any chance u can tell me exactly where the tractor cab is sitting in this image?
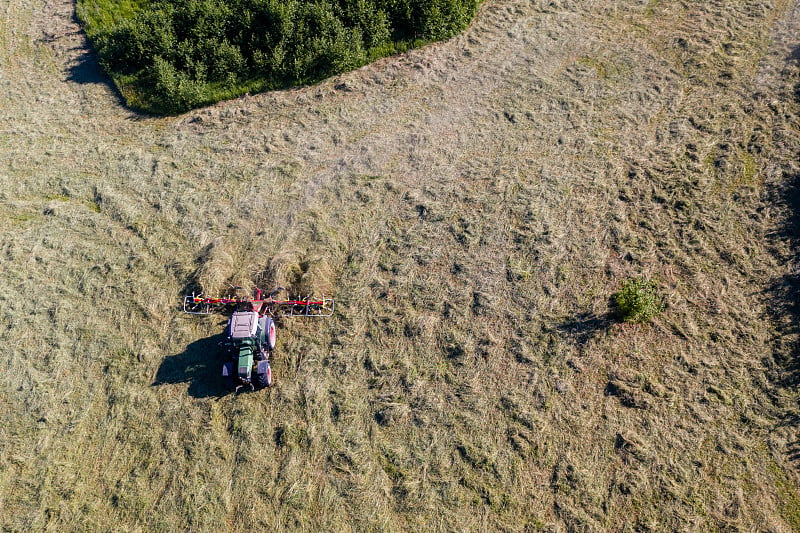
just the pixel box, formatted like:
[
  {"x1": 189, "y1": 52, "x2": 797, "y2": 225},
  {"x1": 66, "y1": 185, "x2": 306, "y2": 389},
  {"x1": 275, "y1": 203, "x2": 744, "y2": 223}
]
[{"x1": 226, "y1": 310, "x2": 259, "y2": 338}]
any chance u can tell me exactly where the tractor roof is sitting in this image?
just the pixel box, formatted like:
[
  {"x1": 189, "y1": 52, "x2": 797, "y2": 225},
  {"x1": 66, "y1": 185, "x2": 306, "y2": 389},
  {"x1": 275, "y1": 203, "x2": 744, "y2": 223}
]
[{"x1": 229, "y1": 311, "x2": 259, "y2": 339}]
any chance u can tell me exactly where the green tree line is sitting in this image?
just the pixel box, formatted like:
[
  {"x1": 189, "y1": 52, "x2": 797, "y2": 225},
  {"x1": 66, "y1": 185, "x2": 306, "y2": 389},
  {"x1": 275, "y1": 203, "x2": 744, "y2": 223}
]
[{"x1": 80, "y1": 0, "x2": 481, "y2": 114}]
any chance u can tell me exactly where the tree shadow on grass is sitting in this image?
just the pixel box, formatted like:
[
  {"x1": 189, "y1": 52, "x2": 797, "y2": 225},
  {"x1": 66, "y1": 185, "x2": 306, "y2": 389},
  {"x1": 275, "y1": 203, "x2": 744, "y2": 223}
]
[
  {"x1": 788, "y1": 45, "x2": 800, "y2": 65},
  {"x1": 779, "y1": 414, "x2": 800, "y2": 470},
  {"x1": 766, "y1": 171, "x2": 800, "y2": 472},
  {"x1": 154, "y1": 333, "x2": 230, "y2": 398},
  {"x1": 60, "y1": 4, "x2": 152, "y2": 116},
  {"x1": 46, "y1": 4, "x2": 113, "y2": 88},
  {"x1": 767, "y1": 275, "x2": 800, "y2": 389},
  {"x1": 67, "y1": 50, "x2": 109, "y2": 85},
  {"x1": 766, "y1": 172, "x2": 800, "y2": 391}
]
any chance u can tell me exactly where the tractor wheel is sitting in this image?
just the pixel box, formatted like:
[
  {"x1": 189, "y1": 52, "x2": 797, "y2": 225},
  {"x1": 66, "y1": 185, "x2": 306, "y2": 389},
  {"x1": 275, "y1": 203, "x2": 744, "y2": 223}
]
[
  {"x1": 264, "y1": 318, "x2": 276, "y2": 350},
  {"x1": 254, "y1": 363, "x2": 272, "y2": 389}
]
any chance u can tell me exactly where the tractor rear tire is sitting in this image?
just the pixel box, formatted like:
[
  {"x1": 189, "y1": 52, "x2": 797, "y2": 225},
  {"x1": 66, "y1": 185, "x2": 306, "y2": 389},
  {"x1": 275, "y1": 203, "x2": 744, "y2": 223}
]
[
  {"x1": 264, "y1": 318, "x2": 276, "y2": 350},
  {"x1": 254, "y1": 364, "x2": 272, "y2": 389}
]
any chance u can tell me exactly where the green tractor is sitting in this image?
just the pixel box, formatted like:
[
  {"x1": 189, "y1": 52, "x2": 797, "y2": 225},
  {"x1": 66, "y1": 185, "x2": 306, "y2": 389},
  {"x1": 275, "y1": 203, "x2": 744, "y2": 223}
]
[
  {"x1": 183, "y1": 287, "x2": 334, "y2": 392},
  {"x1": 220, "y1": 311, "x2": 276, "y2": 391}
]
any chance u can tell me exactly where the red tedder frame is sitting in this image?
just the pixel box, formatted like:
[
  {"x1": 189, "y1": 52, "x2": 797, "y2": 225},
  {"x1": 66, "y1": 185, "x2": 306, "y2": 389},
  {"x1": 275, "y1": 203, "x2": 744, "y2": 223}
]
[{"x1": 182, "y1": 287, "x2": 334, "y2": 318}]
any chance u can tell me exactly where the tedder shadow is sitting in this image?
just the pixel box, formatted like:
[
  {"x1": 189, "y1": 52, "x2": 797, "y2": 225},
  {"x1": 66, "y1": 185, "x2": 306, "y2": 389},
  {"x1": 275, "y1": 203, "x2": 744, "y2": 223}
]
[{"x1": 153, "y1": 333, "x2": 231, "y2": 398}]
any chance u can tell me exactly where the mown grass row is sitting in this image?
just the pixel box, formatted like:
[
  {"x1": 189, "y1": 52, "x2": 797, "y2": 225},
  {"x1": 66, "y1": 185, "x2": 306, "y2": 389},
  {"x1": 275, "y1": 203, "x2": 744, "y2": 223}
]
[{"x1": 76, "y1": 0, "x2": 482, "y2": 114}]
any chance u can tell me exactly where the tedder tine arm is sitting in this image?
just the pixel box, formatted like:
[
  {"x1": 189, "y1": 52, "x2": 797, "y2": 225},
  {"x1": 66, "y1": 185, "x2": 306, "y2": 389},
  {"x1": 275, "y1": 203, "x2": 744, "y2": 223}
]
[
  {"x1": 183, "y1": 294, "x2": 212, "y2": 315},
  {"x1": 275, "y1": 295, "x2": 335, "y2": 318}
]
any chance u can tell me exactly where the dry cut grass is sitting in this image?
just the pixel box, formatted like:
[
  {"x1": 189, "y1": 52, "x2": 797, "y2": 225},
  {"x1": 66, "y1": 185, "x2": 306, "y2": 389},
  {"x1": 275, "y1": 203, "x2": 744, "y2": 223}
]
[{"x1": 1, "y1": 0, "x2": 799, "y2": 530}]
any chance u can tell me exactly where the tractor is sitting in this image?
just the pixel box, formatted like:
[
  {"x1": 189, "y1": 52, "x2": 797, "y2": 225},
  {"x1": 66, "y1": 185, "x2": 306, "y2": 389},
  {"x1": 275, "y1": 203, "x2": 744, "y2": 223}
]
[{"x1": 183, "y1": 287, "x2": 334, "y2": 392}]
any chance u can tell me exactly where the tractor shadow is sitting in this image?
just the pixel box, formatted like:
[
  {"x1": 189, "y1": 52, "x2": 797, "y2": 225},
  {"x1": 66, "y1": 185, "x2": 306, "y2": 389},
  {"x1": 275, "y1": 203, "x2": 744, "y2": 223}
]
[{"x1": 153, "y1": 333, "x2": 231, "y2": 398}]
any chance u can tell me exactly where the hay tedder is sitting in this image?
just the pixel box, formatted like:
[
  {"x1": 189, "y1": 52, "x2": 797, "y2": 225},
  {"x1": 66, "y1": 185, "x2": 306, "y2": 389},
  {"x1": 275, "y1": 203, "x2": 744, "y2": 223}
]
[{"x1": 182, "y1": 287, "x2": 334, "y2": 392}]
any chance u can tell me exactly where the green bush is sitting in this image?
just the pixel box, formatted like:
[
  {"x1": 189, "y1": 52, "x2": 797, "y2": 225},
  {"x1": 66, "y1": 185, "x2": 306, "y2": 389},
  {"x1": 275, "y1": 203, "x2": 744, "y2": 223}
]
[
  {"x1": 147, "y1": 56, "x2": 208, "y2": 114},
  {"x1": 79, "y1": 0, "x2": 483, "y2": 114},
  {"x1": 96, "y1": 9, "x2": 178, "y2": 74},
  {"x1": 282, "y1": 2, "x2": 367, "y2": 81},
  {"x1": 613, "y1": 277, "x2": 664, "y2": 323}
]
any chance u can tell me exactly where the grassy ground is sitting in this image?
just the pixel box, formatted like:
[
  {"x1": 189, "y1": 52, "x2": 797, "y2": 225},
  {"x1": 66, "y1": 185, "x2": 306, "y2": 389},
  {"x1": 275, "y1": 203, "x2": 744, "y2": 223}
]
[{"x1": 1, "y1": 0, "x2": 800, "y2": 530}]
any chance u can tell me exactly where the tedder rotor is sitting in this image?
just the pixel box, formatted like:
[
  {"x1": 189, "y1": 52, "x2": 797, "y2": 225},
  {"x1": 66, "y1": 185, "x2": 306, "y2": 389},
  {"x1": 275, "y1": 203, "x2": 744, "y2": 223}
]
[{"x1": 182, "y1": 287, "x2": 334, "y2": 393}]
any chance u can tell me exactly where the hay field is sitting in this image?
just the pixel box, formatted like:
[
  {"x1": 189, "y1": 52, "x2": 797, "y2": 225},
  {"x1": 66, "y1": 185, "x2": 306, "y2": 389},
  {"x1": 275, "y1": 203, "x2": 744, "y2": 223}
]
[{"x1": 2, "y1": 0, "x2": 800, "y2": 530}]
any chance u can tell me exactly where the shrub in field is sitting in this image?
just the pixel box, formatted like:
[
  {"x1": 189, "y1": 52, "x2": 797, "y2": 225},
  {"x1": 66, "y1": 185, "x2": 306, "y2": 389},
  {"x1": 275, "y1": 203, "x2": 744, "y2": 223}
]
[
  {"x1": 148, "y1": 56, "x2": 207, "y2": 114},
  {"x1": 281, "y1": 2, "x2": 367, "y2": 81},
  {"x1": 613, "y1": 277, "x2": 664, "y2": 323},
  {"x1": 78, "y1": 0, "x2": 482, "y2": 114},
  {"x1": 95, "y1": 9, "x2": 178, "y2": 74}
]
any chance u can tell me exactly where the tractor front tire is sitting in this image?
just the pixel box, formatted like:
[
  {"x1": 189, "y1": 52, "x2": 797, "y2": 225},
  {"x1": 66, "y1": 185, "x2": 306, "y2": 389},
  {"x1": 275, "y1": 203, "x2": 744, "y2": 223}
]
[{"x1": 254, "y1": 364, "x2": 272, "y2": 389}]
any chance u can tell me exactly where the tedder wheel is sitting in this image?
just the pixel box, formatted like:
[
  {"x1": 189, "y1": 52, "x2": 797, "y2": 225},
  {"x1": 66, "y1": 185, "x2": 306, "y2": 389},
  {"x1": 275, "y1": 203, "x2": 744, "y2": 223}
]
[{"x1": 254, "y1": 363, "x2": 273, "y2": 389}]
